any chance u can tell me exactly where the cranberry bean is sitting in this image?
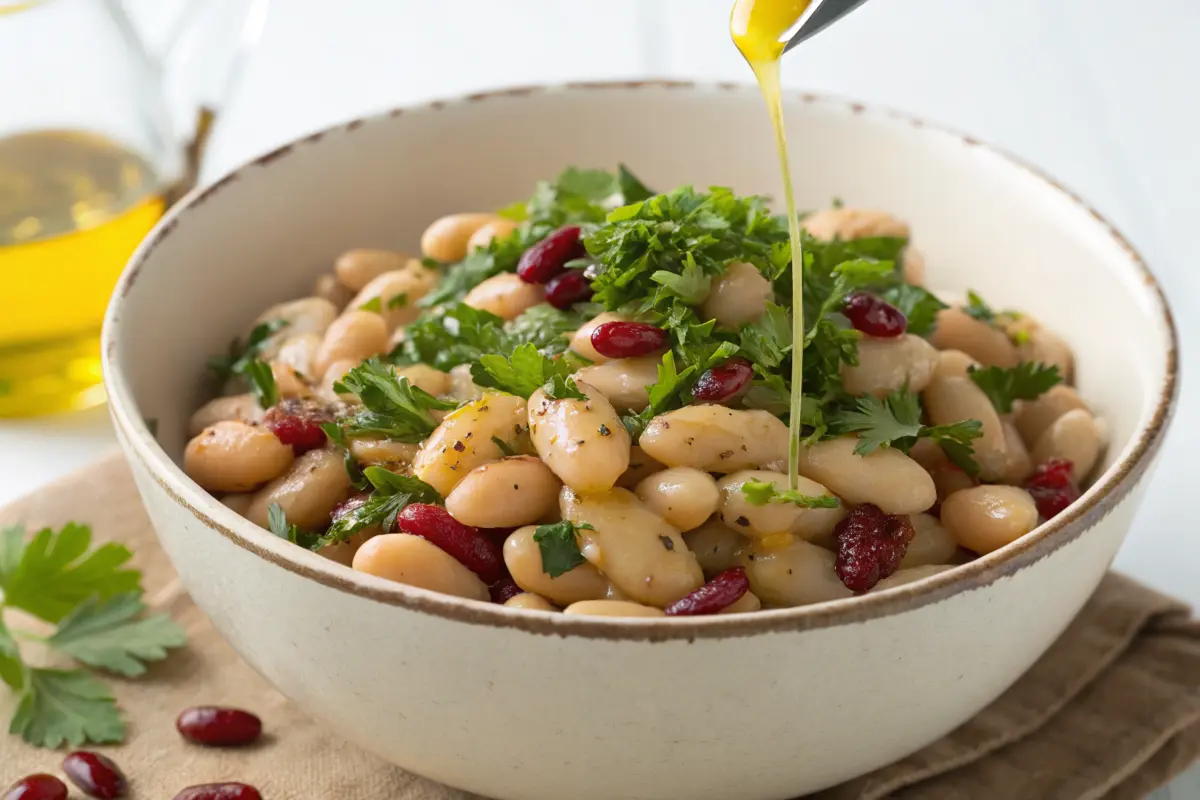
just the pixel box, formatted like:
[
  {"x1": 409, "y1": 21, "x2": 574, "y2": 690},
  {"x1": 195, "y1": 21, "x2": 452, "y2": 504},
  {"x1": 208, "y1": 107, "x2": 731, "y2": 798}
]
[
  {"x1": 664, "y1": 567, "x2": 750, "y2": 616},
  {"x1": 590, "y1": 322, "x2": 669, "y2": 359},
  {"x1": 395, "y1": 503, "x2": 504, "y2": 585},
  {"x1": 3, "y1": 775, "x2": 67, "y2": 800},
  {"x1": 176, "y1": 706, "x2": 263, "y2": 747},
  {"x1": 544, "y1": 270, "x2": 593, "y2": 309},
  {"x1": 691, "y1": 358, "x2": 753, "y2": 403},
  {"x1": 62, "y1": 752, "x2": 127, "y2": 799},
  {"x1": 842, "y1": 291, "x2": 907, "y2": 337},
  {"x1": 172, "y1": 785, "x2": 262, "y2": 800},
  {"x1": 517, "y1": 225, "x2": 585, "y2": 283}
]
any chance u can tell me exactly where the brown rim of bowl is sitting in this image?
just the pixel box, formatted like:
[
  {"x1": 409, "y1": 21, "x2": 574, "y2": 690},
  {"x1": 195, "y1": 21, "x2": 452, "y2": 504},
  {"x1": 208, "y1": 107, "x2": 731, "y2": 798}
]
[{"x1": 102, "y1": 81, "x2": 1179, "y2": 642}]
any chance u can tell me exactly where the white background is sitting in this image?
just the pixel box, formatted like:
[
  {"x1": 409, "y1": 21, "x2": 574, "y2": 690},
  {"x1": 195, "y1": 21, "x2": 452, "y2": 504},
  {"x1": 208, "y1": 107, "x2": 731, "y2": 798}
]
[{"x1": 1, "y1": 1, "x2": 1197, "y2": 793}]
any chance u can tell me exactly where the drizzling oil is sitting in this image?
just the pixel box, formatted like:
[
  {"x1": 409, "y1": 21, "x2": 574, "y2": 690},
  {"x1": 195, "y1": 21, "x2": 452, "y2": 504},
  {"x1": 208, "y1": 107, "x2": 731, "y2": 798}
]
[
  {"x1": 0, "y1": 130, "x2": 164, "y2": 415},
  {"x1": 731, "y1": 0, "x2": 814, "y2": 491}
]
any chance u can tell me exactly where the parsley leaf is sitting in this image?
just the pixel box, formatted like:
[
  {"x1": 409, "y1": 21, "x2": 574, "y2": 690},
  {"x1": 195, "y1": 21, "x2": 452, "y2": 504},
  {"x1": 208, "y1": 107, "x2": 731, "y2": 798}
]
[
  {"x1": 968, "y1": 362, "x2": 1062, "y2": 414},
  {"x1": 880, "y1": 284, "x2": 947, "y2": 337},
  {"x1": 472, "y1": 343, "x2": 582, "y2": 399},
  {"x1": 387, "y1": 293, "x2": 409, "y2": 310},
  {"x1": 830, "y1": 389, "x2": 983, "y2": 474},
  {"x1": 651, "y1": 259, "x2": 712, "y2": 305},
  {"x1": 740, "y1": 481, "x2": 840, "y2": 509},
  {"x1": 206, "y1": 318, "x2": 288, "y2": 382},
  {"x1": 9, "y1": 669, "x2": 124, "y2": 749},
  {"x1": 0, "y1": 523, "x2": 139, "y2": 624},
  {"x1": 267, "y1": 504, "x2": 322, "y2": 550},
  {"x1": 318, "y1": 467, "x2": 442, "y2": 547},
  {"x1": 541, "y1": 374, "x2": 588, "y2": 401},
  {"x1": 359, "y1": 296, "x2": 383, "y2": 313},
  {"x1": 46, "y1": 594, "x2": 186, "y2": 678},
  {"x1": 241, "y1": 359, "x2": 279, "y2": 409},
  {"x1": 331, "y1": 358, "x2": 457, "y2": 442},
  {"x1": 617, "y1": 163, "x2": 655, "y2": 203},
  {"x1": 392, "y1": 303, "x2": 508, "y2": 370},
  {"x1": 738, "y1": 303, "x2": 792, "y2": 369},
  {"x1": 490, "y1": 436, "x2": 517, "y2": 457},
  {"x1": 0, "y1": 618, "x2": 23, "y2": 690},
  {"x1": 532, "y1": 521, "x2": 594, "y2": 578},
  {"x1": 963, "y1": 290, "x2": 997, "y2": 323},
  {"x1": 502, "y1": 304, "x2": 589, "y2": 356},
  {"x1": 925, "y1": 421, "x2": 988, "y2": 474}
]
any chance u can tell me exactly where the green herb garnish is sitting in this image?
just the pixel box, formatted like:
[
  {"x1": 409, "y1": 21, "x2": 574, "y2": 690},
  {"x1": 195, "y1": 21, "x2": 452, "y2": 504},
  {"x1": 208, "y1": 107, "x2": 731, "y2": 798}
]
[
  {"x1": 330, "y1": 358, "x2": 457, "y2": 442},
  {"x1": 241, "y1": 359, "x2": 278, "y2": 409},
  {"x1": 318, "y1": 467, "x2": 442, "y2": 548},
  {"x1": 740, "y1": 481, "x2": 840, "y2": 508},
  {"x1": 532, "y1": 521, "x2": 595, "y2": 578},
  {"x1": 830, "y1": 389, "x2": 983, "y2": 475},
  {"x1": 968, "y1": 362, "x2": 1062, "y2": 414}
]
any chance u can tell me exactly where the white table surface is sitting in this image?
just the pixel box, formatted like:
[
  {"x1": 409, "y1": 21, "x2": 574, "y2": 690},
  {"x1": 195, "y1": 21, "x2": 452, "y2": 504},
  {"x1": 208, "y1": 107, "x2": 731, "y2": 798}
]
[{"x1": 1, "y1": 1, "x2": 1197, "y2": 794}]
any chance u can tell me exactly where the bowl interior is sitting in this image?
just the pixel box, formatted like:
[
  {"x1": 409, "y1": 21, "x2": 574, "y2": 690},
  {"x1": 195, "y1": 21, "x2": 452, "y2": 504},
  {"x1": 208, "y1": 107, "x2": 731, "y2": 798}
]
[{"x1": 105, "y1": 83, "x2": 1173, "y2": 577}]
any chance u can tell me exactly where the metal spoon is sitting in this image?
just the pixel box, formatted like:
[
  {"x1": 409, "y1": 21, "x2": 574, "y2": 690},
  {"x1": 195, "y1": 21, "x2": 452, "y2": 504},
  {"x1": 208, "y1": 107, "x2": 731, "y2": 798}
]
[{"x1": 782, "y1": 0, "x2": 872, "y2": 53}]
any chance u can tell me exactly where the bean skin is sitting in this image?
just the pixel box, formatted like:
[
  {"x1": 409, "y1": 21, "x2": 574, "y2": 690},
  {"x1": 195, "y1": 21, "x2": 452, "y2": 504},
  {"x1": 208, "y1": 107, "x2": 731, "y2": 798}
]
[
  {"x1": 246, "y1": 447, "x2": 352, "y2": 530},
  {"x1": 445, "y1": 456, "x2": 562, "y2": 528},
  {"x1": 352, "y1": 534, "x2": 489, "y2": 600},
  {"x1": 639, "y1": 406, "x2": 789, "y2": 473},
  {"x1": 635, "y1": 467, "x2": 721, "y2": 532},
  {"x1": 796, "y1": 437, "x2": 935, "y2": 515},
  {"x1": 528, "y1": 382, "x2": 630, "y2": 493},
  {"x1": 413, "y1": 393, "x2": 530, "y2": 496},
  {"x1": 700, "y1": 261, "x2": 771, "y2": 328},
  {"x1": 421, "y1": 213, "x2": 496, "y2": 263},
  {"x1": 739, "y1": 538, "x2": 854, "y2": 607},
  {"x1": 184, "y1": 421, "x2": 294, "y2": 493},
  {"x1": 940, "y1": 485, "x2": 1039, "y2": 555},
  {"x1": 929, "y1": 306, "x2": 1019, "y2": 368},
  {"x1": 503, "y1": 526, "x2": 609, "y2": 606}
]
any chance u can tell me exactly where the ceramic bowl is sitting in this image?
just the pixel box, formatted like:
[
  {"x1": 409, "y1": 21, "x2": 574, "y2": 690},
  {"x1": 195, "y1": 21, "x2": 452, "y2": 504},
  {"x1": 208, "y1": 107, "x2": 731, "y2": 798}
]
[{"x1": 102, "y1": 82, "x2": 1177, "y2": 800}]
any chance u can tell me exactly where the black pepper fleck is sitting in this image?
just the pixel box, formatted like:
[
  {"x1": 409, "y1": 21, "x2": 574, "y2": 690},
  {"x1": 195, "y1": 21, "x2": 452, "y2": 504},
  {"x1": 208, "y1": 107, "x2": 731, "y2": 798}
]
[
  {"x1": 452, "y1": 441, "x2": 466, "y2": 452},
  {"x1": 719, "y1": 450, "x2": 734, "y2": 460},
  {"x1": 658, "y1": 535, "x2": 675, "y2": 551},
  {"x1": 735, "y1": 515, "x2": 750, "y2": 527}
]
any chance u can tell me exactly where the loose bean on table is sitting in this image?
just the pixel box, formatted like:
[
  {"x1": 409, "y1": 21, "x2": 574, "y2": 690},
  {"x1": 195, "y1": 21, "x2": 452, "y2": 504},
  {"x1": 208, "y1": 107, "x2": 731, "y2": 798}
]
[
  {"x1": 352, "y1": 534, "x2": 489, "y2": 600},
  {"x1": 176, "y1": 706, "x2": 263, "y2": 747},
  {"x1": 413, "y1": 393, "x2": 530, "y2": 495},
  {"x1": 561, "y1": 487, "x2": 703, "y2": 608},
  {"x1": 639, "y1": 406, "x2": 789, "y2": 473},
  {"x1": 420, "y1": 213, "x2": 497, "y2": 263},
  {"x1": 503, "y1": 525, "x2": 609, "y2": 606},
  {"x1": 635, "y1": 467, "x2": 721, "y2": 532},
  {"x1": 184, "y1": 421, "x2": 294, "y2": 493},
  {"x1": 797, "y1": 437, "x2": 935, "y2": 515},
  {"x1": 940, "y1": 485, "x2": 1039, "y2": 555},
  {"x1": 563, "y1": 600, "x2": 666, "y2": 618},
  {"x1": 1032, "y1": 408, "x2": 1103, "y2": 483},
  {"x1": 446, "y1": 456, "x2": 561, "y2": 528},
  {"x1": 528, "y1": 382, "x2": 630, "y2": 493},
  {"x1": 62, "y1": 751, "x2": 127, "y2": 799}
]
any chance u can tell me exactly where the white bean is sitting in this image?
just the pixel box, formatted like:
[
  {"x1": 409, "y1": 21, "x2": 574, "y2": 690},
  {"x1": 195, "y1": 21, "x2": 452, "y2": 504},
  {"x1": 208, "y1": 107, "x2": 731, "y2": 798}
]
[
  {"x1": 318, "y1": 358, "x2": 359, "y2": 404},
  {"x1": 563, "y1": 600, "x2": 665, "y2": 618},
  {"x1": 1032, "y1": 408, "x2": 1103, "y2": 483},
  {"x1": 574, "y1": 356, "x2": 658, "y2": 413},
  {"x1": 922, "y1": 374, "x2": 1008, "y2": 481},
  {"x1": 254, "y1": 297, "x2": 339, "y2": 359},
  {"x1": 635, "y1": 467, "x2": 720, "y2": 532},
  {"x1": 313, "y1": 273, "x2": 355, "y2": 309},
  {"x1": 719, "y1": 591, "x2": 762, "y2": 614},
  {"x1": 348, "y1": 265, "x2": 438, "y2": 331},
  {"x1": 841, "y1": 334, "x2": 939, "y2": 397},
  {"x1": 467, "y1": 218, "x2": 521, "y2": 252},
  {"x1": 682, "y1": 519, "x2": 749, "y2": 576},
  {"x1": 335, "y1": 249, "x2": 408, "y2": 291},
  {"x1": 999, "y1": 417, "x2": 1034, "y2": 485},
  {"x1": 463, "y1": 273, "x2": 545, "y2": 320},
  {"x1": 874, "y1": 564, "x2": 953, "y2": 591},
  {"x1": 561, "y1": 487, "x2": 704, "y2": 608},
  {"x1": 349, "y1": 437, "x2": 420, "y2": 467},
  {"x1": 220, "y1": 493, "x2": 254, "y2": 516},
  {"x1": 802, "y1": 207, "x2": 910, "y2": 241},
  {"x1": 274, "y1": 333, "x2": 323, "y2": 380},
  {"x1": 570, "y1": 312, "x2": 627, "y2": 364},
  {"x1": 394, "y1": 363, "x2": 452, "y2": 397},
  {"x1": 797, "y1": 437, "x2": 935, "y2": 515},
  {"x1": 739, "y1": 539, "x2": 853, "y2": 607},
  {"x1": 908, "y1": 438, "x2": 977, "y2": 504},
  {"x1": 317, "y1": 529, "x2": 379, "y2": 568},
  {"x1": 933, "y1": 349, "x2": 979, "y2": 380},
  {"x1": 505, "y1": 593, "x2": 557, "y2": 612},
  {"x1": 352, "y1": 533, "x2": 489, "y2": 601},
  {"x1": 902, "y1": 245, "x2": 926, "y2": 286},
  {"x1": 1013, "y1": 385, "x2": 1089, "y2": 449},
  {"x1": 449, "y1": 363, "x2": 483, "y2": 403},
  {"x1": 246, "y1": 447, "x2": 353, "y2": 529},
  {"x1": 313, "y1": 310, "x2": 389, "y2": 378},
  {"x1": 929, "y1": 307, "x2": 1019, "y2": 368},
  {"x1": 940, "y1": 485, "x2": 1039, "y2": 555},
  {"x1": 900, "y1": 513, "x2": 958, "y2": 569},
  {"x1": 421, "y1": 213, "x2": 498, "y2": 263},
  {"x1": 270, "y1": 362, "x2": 311, "y2": 399},
  {"x1": 617, "y1": 446, "x2": 667, "y2": 489},
  {"x1": 184, "y1": 421, "x2": 294, "y2": 493},
  {"x1": 503, "y1": 525, "x2": 609, "y2": 606},
  {"x1": 528, "y1": 382, "x2": 630, "y2": 493},
  {"x1": 446, "y1": 456, "x2": 561, "y2": 528},
  {"x1": 716, "y1": 469, "x2": 838, "y2": 540},
  {"x1": 188, "y1": 393, "x2": 262, "y2": 437},
  {"x1": 700, "y1": 261, "x2": 772, "y2": 328},
  {"x1": 413, "y1": 393, "x2": 530, "y2": 496},
  {"x1": 639, "y1": 406, "x2": 789, "y2": 473}
]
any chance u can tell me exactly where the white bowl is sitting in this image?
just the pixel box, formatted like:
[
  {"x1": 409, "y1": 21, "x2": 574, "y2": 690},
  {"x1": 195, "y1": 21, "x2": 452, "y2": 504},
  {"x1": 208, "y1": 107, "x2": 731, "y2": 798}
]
[{"x1": 102, "y1": 83, "x2": 1177, "y2": 800}]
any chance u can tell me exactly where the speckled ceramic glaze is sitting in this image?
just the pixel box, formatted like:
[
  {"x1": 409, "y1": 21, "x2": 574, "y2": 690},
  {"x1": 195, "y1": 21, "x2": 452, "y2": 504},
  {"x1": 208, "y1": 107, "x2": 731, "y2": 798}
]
[{"x1": 102, "y1": 83, "x2": 1177, "y2": 800}]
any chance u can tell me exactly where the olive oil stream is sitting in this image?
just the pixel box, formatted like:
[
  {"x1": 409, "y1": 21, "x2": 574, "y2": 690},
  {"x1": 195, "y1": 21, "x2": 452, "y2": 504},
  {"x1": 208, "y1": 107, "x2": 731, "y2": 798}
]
[{"x1": 731, "y1": 0, "x2": 814, "y2": 491}]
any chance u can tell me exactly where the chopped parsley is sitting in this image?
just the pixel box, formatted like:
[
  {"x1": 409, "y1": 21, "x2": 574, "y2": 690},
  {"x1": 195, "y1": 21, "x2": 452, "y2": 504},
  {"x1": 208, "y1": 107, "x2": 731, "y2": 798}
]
[
  {"x1": 968, "y1": 362, "x2": 1062, "y2": 414},
  {"x1": 359, "y1": 296, "x2": 383, "y2": 313},
  {"x1": 241, "y1": 359, "x2": 278, "y2": 409},
  {"x1": 532, "y1": 521, "x2": 595, "y2": 578},
  {"x1": 880, "y1": 283, "x2": 947, "y2": 337},
  {"x1": 963, "y1": 290, "x2": 997, "y2": 323},
  {"x1": 740, "y1": 481, "x2": 840, "y2": 508},
  {"x1": 329, "y1": 358, "x2": 457, "y2": 442},
  {"x1": 830, "y1": 389, "x2": 984, "y2": 475},
  {"x1": 471, "y1": 343, "x2": 587, "y2": 400},
  {"x1": 206, "y1": 318, "x2": 288, "y2": 382},
  {"x1": 267, "y1": 504, "x2": 321, "y2": 549},
  {"x1": 318, "y1": 467, "x2": 442, "y2": 548},
  {"x1": 490, "y1": 436, "x2": 517, "y2": 456},
  {"x1": 387, "y1": 293, "x2": 409, "y2": 310}
]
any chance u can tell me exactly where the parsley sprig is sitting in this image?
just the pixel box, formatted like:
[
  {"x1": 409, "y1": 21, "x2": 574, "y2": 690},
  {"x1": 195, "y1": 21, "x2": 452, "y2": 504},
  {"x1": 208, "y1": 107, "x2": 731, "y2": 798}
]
[
  {"x1": 0, "y1": 523, "x2": 186, "y2": 748},
  {"x1": 328, "y1": 358, "x2": 457, "y2": 443},
  {"x1": 472, "y1": 343, "x2": 588, "y2": 400},
  {"x1": 532, "y1": 521, "x2": 594, "y2": 578},
  {"x1": 830, "y1": 389, "x2": 984, "y2": 474},
  {"x1": 969, "y1": 362, "x2": 1062, "y2": 414},
  {"x1": 206, "y1": 319, "x2": 287, "y2": 409},
  {"x1": 318, "y1": 467, "x2": 442, "y2": 548},
  {"x1": 740, "y1": 481, "x2": 840, "y2": 508}
]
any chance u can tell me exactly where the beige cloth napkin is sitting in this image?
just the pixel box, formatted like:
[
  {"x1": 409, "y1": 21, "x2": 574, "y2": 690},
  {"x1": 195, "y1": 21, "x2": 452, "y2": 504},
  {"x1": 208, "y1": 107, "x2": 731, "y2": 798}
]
[{"x1": 1, "y1": 453, "x2": 1197, "y2": 799}]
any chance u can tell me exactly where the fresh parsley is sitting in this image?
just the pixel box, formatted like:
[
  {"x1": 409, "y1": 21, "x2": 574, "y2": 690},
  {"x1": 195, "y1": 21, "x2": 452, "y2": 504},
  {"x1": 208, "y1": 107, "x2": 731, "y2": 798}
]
[
  {"x1": 0, "y1": 523, "x2": 185, "y2": 748},
  {"x1": 532, "y1": 521, "x2": 594, "y2": 578},
  {"x1": 318, "y1": 467, "x2": 442, "y2": 548},
  {"x1": 359, "y1": 296, "x2": 383, "y2": 313},
  {"x1": 740, "y1": 481, "x2": 840, "y2": 508},
  {"x1": 387, "y1": 293, "x2": 409, "y2": 310},
  {"x1": 830, "y1": 389, "x2": 984, "y2": 474},
  {"x1": 490, "y1": 436, "x2": 517, "y2": 457},
  {"x1": 241, "y1": 359, "x2": 279, "y2": 409},
  {"x1": 329, "y1": 358, "x2": 457, "y2": 442},
  {"x1": 963, "y1": 290, "x2": 997, "y2": 323},
  {"x1": 880, "y1": 283, "x2": 947, "y2": 337},
  {"x1": 206, "y1": 318, "x2": 288, "y2": 382},
  {"x1": 267, "y1": 504, "x2": 322, "y2": 549},
  {"x1": 968, "y1": 362, "x2": 1062, "y2": 414},
  {"x1": 471, "y1": 343, "x2": 587, "y2": 400}
]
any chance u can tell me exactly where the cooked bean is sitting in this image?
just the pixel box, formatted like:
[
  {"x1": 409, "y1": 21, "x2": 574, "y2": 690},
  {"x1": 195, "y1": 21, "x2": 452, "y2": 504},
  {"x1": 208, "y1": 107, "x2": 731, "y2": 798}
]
[
  {"x1": 270, "y1": 362, "x2": 310, "y2": 399},
  {"x1": 413, "y1": 393, "x2": 529, "y2": 496},
  {"x1": 503, "y1": 525, "x2": 608, "y2": 606},
  {"x1": 933, "y1": 349, "x2": 979, "y2": 380},
  {"x1": 719, "y1": 590, "x2": 762, "y2": 614},
  {"x1": 335, "y1": 248, "x2": 408, "y2": 291},
  {"x1": 528, "y1": 382, "x2": 630, "y2": 493},
  {"x1": 317, "y1": 529, "x2": 378, "y2": 568},
  {"x1": 716, "y1": 469, "x2": 838, "y2": 540},
  {"x1": 739, "y1": 538, "x2": 853, "y2": 607},
  {"x1": 463, "y1": 272, "x2": 546, "y2": 320},
  {"x1": 682, "y1": 519, "x2": 749, "y2": 576},
  {"x1": 318, "y1": 358, "x2": 359, "y2": 403},
  {"x1": 420, "y1": 213, "x2": 496, "y2": 263},
  {"x1": 791, "y1": 500, "x2": 846, "y2": 550},
  {"x1": 254, "y1": 297, "x2": 339, "y2": 359},
  {"x1": 923, "y1": 374, "x2": 1008, "y2": 481},
  {"x1": 797, "y1": 437, "x2": 935, "y2": 515},
  {"x1": 313, "y1": 310, "x2": 389, "y2": 378},
  {"x1": 313, "y1": 273, "x2": 355, "y2": 309},
  {"x1": 574, "y1": 356, "x2": 658, "y2": 413},
  {"x1": 448, "y1": 364, "x2": 482, "y2": 403},
  {"x1": 617, "y1": 446, "x2": 668, "y2": 489},
  {"x1": 275, "y1": 333, "x2": 322, "y2": 380},
  {"x1": 874, "y1": 564, "x2": 953, "y2": 591},
  {"x1": 561, "y1": 487, "x2": 704, "y2": 607},
  {"x1": 635, "y1": 467, "x2": 720, "y2": 531},
  {"x1": 1032, "y1": 408, "x2": 1103, "y2": 483},
  {"x1": 505, "y1": 593, "x2": 557, "y2": 611},
  {"x1": 841, "y1": 334, "x2": 938, "y2": 396},
  {"x1": 909, "y1": 438, "x2": 976, "y2": 503},
  {"x1": 929, "y1": 307, "x2": 1019, "y2": 368},
  {"x1": 700, "y1": 260, "x2": 771, "y2": 328},
  {"x1": 352, "y1": 533, "x2": 489, "y2": 601},
  {"x1": 1020, "y1": 329, "x2": 1074, "y2": 384},
  {"x1": 1013, "y1": 385, "x2": 1089, "y2": 448},
  {"x1": 902, "y1": 245, "x2": 925, "y2": 286},
  {"x1": 467, "y1": 217, "x2": 520, "y2": 252},
  {"x1": 940, "y1": 485, "x2": 1039, "y2": 555},
  {"x1": 184, "y1": 421, "x2": 294, "y2": 493},
  {"x1": 446, "y1": 456, "x2": 561, "y2": 528},
  {"x1": 570, "y1": 312, "x2": 627, "y2": 364},
  {"x1": 246, "y1": 447, "x2": 352, "y2": 529},
  {"x1": 802, "y1": 207, "x2": 910, "y2": 241},
  {"x1": 999, "y1": 417, "x2": 1034, "y2": 484},
  {"x1": 220, "y1": 493, "x2": 254, "y2": 516},
  {"x1": 349, "y1": 437, "x2": 420, "y2": 467},
  {"x1": 189, "y1": 394, "x2": 262, "y2": 437},
  {"x1": 563, "y1": 600, "x2": 666, "y2": 618},
  {"x1": 394, "y1": 363, "x2": 452, "y2": 397},
  {"x1": 639, "y1": 406, "x2": 789, "y2": 473},
  {"x1": 348, "y1": 265, "x2": 437, "y2": 331},
  {"x1": 900, "y1": 513, "x2": 958, "y2": 568}
]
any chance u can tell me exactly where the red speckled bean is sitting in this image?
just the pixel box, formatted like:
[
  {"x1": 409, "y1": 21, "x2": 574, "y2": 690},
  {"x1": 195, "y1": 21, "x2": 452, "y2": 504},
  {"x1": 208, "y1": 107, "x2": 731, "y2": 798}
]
[
  {"x1": 176, "y1": 706, "x2": 262, "y2": 747},
  {"x1": 172, "y1": 785, "x2": 262, "y2": 800},
  {"x1": 62, "y1": 752, "x2": 128, "y2": 799},
  {"x1": 4, "y1": 776, "x2": 67, "y2": 800},
  {"x1": 395, "y1": 503, "x2": 504, "y2": 585}
]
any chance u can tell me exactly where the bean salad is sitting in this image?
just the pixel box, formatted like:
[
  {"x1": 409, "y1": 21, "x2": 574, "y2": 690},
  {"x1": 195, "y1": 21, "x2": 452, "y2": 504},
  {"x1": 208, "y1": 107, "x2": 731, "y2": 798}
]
[{"x1": 182, "y1": 167, "x2": 1104, "y2": 617}]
